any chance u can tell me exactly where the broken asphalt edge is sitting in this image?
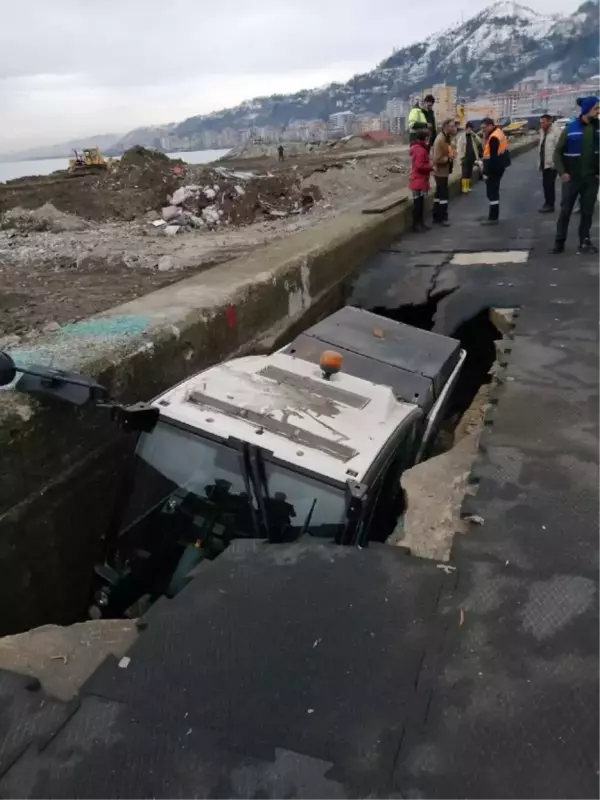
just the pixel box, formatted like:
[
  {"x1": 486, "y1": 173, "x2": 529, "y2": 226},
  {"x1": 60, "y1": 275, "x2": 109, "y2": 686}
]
[{"x1": 0, "y1": 137, "x2": 538, "y2": 635}]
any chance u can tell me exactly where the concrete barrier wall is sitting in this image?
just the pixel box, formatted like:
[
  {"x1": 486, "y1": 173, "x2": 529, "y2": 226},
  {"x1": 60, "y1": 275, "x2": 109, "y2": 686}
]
[{"x1": 0, "y1": 137, "x2": 537, "y2": 634}]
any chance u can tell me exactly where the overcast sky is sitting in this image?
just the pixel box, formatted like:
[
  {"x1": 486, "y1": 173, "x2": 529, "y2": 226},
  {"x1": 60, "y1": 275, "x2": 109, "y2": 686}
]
[{"x1": 0, "y1": 0, "x2": 579, "y2": 153}]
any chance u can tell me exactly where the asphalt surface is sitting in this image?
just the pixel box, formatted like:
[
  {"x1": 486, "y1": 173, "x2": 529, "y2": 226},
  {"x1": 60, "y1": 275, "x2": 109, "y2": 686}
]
[{"x1": 0, "y1": 152, "x2": 598, "y2": 798}]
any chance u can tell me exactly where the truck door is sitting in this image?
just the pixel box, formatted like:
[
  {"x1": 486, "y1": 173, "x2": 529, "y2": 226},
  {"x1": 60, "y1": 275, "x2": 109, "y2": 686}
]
[{"x1": 356, "y1": 423, "x2": 419, "y2": 546}]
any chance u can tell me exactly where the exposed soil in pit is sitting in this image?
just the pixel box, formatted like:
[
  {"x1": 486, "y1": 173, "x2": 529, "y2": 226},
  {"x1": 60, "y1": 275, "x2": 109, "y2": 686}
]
[{"x1": 384, "y1": 305, "x2": 506, "y2": 562}]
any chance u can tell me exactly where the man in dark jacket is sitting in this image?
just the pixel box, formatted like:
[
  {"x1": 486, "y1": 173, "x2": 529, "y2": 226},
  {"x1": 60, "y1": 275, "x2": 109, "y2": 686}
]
[
  {"x1": 422, "y1": 94, "x2": 437, "y2": 151},
  {"x1": 552, "y1": 95, "x2": 599, "y2": 254},
  {"x1": 479, "y1": 117, "x2": 510, "y2": 225}
]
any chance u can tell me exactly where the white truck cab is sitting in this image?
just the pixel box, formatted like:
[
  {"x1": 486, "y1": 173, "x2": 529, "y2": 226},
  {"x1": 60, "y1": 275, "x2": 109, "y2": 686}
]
[{"x1": 91, "y1": 306, "x2": 465, "y2": 618}]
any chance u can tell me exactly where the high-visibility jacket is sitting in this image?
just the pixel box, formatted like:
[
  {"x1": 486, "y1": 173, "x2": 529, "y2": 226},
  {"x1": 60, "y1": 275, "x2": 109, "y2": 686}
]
[
  {"x1": 407, "y1": 106, "x2": 427, "y2": 131},
  {"x1": 483, "y1": 127, "x2": 510, "y2": 170},
  {"x1": 483, "y1": 127, "x2": 508, "y2": 159}
]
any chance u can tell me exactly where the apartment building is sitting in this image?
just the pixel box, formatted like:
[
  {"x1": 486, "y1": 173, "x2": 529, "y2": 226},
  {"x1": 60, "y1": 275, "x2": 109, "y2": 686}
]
[
  {"x1": 488, "y1": 89, "x2": 534, "y2": 118},
  {"x1": 512, "y1": 80, "x2": 600, "y2": 118},
  {"x1": 329, "y1": 111, "x2": 355, "y2": 133},
  {"x1": 353, "y1": 114, "x2": 384, "y2": 134}
]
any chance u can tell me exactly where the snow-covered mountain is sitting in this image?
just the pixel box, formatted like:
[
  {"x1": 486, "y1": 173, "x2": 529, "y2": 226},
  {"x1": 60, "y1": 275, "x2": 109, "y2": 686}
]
[
  {"x1": 111, "y1": 0, "x2": 598, "y2": 151},
  {"x1": 379, "y1": 2, "x2": 563, "y2": 92}
]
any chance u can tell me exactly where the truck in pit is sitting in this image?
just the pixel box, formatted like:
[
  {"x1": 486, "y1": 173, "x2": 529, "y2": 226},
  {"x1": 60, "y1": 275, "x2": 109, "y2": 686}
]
[{"x1": 0, "y1": 306, "x2": 465, "y2": 619}]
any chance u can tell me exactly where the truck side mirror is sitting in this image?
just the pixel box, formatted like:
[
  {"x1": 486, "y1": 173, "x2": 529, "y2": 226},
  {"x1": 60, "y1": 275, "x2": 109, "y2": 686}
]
[
  {"x1": 0, "y1": 350, "x2": 159, "y2": 433},
  {"x1": 0, "y1": 352, "x2": 17, "y2": 387}
]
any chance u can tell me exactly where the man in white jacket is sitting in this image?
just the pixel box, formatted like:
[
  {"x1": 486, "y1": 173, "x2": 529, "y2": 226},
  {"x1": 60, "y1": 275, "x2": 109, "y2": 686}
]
[{"x1": 538, "y1": 113, "x2": 561, "y2": 213}]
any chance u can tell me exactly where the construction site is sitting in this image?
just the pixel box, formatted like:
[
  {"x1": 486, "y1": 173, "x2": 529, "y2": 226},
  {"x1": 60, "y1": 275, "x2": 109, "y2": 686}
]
[{"x1": 0, "y1": 143, "x2": 408, "y2": 340}]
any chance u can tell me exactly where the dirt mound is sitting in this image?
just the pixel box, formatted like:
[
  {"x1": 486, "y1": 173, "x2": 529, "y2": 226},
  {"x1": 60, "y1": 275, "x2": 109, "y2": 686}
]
[
  {"x1": 0, "y1": 147, "x2": 184, "y2": 223},
  {"x1": 1, "y1": 203, "x2": 91, "y2": 233},
  {"x1": 221, "y1": 140, "x2": 328, "y2": 161},
  {"x1": 101, "y1": 146, "x2": 183, "y2": 220},
  {"x1": 118, "y1": 145, "x2": 173, "y2": 171}
]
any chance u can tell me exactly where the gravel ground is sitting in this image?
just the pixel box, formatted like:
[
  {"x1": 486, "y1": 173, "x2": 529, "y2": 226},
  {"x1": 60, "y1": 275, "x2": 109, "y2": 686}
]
[{"x1": 0, "y1": 153, "x2": 408, "y2": 341}]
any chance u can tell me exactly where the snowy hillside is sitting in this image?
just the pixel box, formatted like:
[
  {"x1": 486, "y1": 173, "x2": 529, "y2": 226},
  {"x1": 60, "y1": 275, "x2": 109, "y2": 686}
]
[{"x1": 384, "y1": 1, "x2": 559, "y2": 86}]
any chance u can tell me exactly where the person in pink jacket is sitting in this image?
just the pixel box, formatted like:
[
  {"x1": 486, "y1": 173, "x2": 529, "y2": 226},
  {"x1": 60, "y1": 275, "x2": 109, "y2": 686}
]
[{"x1": 409, "y1": 129, "x2": 433, "y2": 232}]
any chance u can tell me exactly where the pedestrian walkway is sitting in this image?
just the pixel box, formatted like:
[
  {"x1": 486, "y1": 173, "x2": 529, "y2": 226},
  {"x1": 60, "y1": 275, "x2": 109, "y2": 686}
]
[
  {"x1": 0, "y1": 152, "x2": 597, "y2": 799},
  {"x1": 389, "y1": 151, "x2": 600, "y2": 799}
]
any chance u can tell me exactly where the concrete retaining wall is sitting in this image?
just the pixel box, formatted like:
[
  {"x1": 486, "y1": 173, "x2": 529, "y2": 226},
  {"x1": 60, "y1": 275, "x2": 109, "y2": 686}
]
[{"x1": 0, "y1": 137, "x2": 537, "y2": 634}]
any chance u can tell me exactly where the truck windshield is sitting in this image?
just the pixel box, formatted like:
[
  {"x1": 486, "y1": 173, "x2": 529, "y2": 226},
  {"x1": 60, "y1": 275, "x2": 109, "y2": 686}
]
[
  {"x1": 119, "y1": 422, "x2": 347, "y2": 544},
  {"x1": 119, "y1": 423, "x2": 258, "y2": 543}
]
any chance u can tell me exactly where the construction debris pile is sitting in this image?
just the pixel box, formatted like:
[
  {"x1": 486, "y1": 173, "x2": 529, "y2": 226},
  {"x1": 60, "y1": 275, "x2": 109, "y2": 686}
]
[
  {"x1": 152, "y1": 167, "x2": 323, "y2": 235},
  {"x1": 0, "y1": 147, "x2": 324, "y2": 229}
]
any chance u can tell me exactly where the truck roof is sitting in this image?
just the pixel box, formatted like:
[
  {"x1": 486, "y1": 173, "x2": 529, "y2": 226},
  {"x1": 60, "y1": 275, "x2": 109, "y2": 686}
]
[{"x1": 154, "y1": 351, "x2": 420, "y2": 484}]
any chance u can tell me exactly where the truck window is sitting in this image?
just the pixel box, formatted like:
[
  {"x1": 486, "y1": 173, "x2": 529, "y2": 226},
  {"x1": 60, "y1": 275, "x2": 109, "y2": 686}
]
[
  {"x1": 262, "y1": 463, "x2": 347, "y2": 541},
  {"x1": 119, "y1": 423, "x2": 257, "y2": 539}
]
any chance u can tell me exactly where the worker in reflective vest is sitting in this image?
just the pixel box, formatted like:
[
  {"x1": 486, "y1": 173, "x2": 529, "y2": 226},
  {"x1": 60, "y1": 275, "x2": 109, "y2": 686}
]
[
  {"x1": 552, "y1": 95, "x2": 599, "y2": 255},
  {"x1": 407, "y1": 103, "x2": 428, "y2": 143},
  {"x1": 479, "y1": 118, "x2": 510, "y2": 225}
]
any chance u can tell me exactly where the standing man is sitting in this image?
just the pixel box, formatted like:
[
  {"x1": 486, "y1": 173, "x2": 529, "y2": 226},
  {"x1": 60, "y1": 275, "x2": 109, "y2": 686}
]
[
  {"x1": 407, "y1": 102, "x2": 427, "y2": 143},
  {"x1": 538, "y1": 113, "x2": 561, "y2": 213},
  {"x1": 422, "y1": 94, "x2": 437, "y2": 151},
  {"x1": 552, "y1": 96, "x2": 599, "y2": 254},
  {"x1": 479, "y1": 117, "x2": 509, "y2": 225},
  {"x1": 431, "y1": 119, "x2": 456, "y2": 226},
  {"x1": 277, "y1": 144, "x2": 285, "y2": 163},
  {"x1": 456, "y1": 121, "x2": 482, "y2": 193}
]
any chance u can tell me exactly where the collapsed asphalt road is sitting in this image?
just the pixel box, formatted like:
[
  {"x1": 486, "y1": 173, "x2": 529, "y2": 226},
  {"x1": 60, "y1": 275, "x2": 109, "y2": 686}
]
[{"x1": 0, "y1": 152, "x2": 597, "y2": 799}]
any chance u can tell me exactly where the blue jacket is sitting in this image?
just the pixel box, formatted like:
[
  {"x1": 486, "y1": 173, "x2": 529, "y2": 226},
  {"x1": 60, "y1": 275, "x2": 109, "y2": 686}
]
[{"x1": 554, "y1": 116, "x2": 599, "y2": 178}]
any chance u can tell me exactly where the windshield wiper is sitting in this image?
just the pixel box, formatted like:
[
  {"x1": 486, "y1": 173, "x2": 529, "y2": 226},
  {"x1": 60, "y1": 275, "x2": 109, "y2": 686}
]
[
  {"x1": 239, "y1": 442, "x2": 263, "y2": 539},
  {"x1": 300, "y1": 498, "x2": 318, "y2": 535},
  {"x1": 249, "y1": 445, "x2": 274, "y2": 540}
]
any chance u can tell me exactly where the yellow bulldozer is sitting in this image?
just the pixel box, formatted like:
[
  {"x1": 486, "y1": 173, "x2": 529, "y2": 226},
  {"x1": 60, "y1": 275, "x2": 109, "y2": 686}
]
[
  {"x1": 501, "y1": 119, "x2": 529, "y2": 138},
  {"x1": 68, "y1": 147, "x2": 113, "y2": 174}
]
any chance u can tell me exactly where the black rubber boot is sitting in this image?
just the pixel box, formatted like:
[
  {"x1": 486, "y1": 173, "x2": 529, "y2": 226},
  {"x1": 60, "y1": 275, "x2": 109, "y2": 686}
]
[
  {"x1": 412, "y1": 196, "x2": 425, "y2": 232},
  {"x1": 412, "y1": 203, "x2": 421, "y2": 232},
  {"x1": 577, "y1": 239, "x2": 599, "y2": 255},
  {"x1": 551, "y1": 241, "x2": 565, "y2": 254},
  {"x1": 538, "y1": 206, "x2": 554, "y2": 213}
]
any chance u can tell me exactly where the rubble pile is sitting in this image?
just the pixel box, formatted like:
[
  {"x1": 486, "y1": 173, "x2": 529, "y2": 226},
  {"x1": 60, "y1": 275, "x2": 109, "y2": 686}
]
[
  {"x1": 152, "y1": 167, "x2": 323, "y2": 234},
  {"x1": 0, "y1": 147, "x2": 327, "y2": 229},
  {"x1": 1, "y1": 203, "x2": 92, "y2": 233}
]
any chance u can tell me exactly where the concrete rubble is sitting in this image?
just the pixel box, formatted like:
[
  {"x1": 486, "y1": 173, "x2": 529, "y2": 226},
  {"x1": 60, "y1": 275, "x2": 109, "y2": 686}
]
[{"x1": 152, "y1": 168, "x2": 324, "y2": 236}]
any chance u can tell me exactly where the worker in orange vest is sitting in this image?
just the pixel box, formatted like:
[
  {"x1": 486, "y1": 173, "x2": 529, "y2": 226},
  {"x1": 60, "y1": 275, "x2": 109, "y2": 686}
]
[{"x1": 479, "y1": 117, "x2": 510, "y2": 225}]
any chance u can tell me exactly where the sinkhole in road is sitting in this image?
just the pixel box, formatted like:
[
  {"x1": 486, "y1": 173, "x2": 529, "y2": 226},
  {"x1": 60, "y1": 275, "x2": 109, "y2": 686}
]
[{"x1": 371, "y1": 295, "x2": 511, "y2": 562}]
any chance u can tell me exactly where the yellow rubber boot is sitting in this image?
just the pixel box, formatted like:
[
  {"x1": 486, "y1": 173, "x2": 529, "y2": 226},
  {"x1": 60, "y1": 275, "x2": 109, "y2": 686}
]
[
  {"x1": 466, "y1": 178, "x2": 472, "y2": 193},
  {"x1": 461, "y1": 178, "x2": 468, "y2": 194}
]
